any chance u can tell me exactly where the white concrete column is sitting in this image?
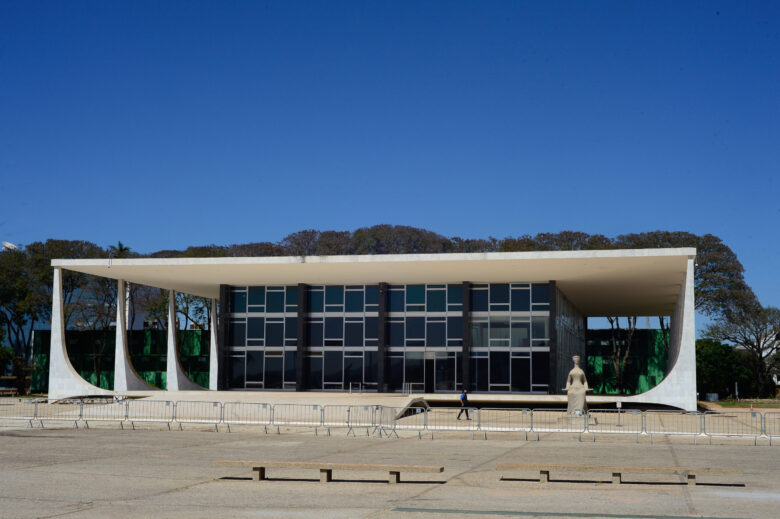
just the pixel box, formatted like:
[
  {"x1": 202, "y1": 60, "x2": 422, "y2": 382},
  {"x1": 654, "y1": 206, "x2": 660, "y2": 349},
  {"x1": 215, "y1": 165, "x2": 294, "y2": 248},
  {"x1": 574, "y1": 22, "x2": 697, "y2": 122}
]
[
  {"x1": 165, "y1": 290, "x2": 203, "y2": 391},
  {"x1": 209, "y1": 298, "x2": 218, "y2": 390},
  {"x1": 113, "y1": 279, "x2": 156, "y2": 392},
  {"x1": 48, "y1": 267, "x2": 110, "y2": 400},
  {"x1": 624, "y1": 256, "x2": 697, "y2": 411}
]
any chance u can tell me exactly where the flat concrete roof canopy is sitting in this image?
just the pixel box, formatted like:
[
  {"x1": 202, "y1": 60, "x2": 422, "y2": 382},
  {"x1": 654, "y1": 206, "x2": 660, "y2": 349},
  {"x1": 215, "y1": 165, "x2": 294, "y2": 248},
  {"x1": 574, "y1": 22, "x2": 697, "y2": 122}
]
[{"x1": 52, "y1": 248, "x2": 695, "y2": 316}]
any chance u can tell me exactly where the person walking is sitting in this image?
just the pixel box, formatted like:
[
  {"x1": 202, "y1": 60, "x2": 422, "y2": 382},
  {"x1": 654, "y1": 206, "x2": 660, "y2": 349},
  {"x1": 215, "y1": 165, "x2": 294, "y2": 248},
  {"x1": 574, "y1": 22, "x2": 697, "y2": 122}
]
[{"x1": 457, "y1": 389, "x2": 471, "y2": 420}]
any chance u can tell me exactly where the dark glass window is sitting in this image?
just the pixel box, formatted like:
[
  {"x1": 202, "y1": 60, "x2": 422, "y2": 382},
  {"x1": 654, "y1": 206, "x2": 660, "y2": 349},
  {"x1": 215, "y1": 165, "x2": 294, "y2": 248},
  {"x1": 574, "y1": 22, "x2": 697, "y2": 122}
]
[
  {"x1": 447, "y1": 284, "x2": 463, "y2": 304},
  {"x1": 490, "y1": 284, "x2": 510, "y2": 304},
  {"x1": 435, "y1": 356, "x2": 456, "y2": 391},
  {"x1": 426, "y1": 289, "x2": 446, "y2": 312},
  {"x1": 511, "y1": 322, "x2": 530, "y2": 347},
  {"x1": 447, "y1": 317, "x2": 463, "y2": 339},
  {"x1": 475, "y1": 357, "x2": 489, "y2": 391},
  {"x1": 344, "y1": 322, "x2": 363, "y2": 347},
  {"x1": 511, "y1": 357, "x2": 530, "y2": 392},
  {"x1": 490, "y1": 316, "x2": 510, "y2": 340},
  {"x1": 389, "y1": 290, "x2": 404, "y2": 312},
  {"x1": 471, "y1": 322, "x2": 489, "y2": 347},
  {"x1": 246, "y1": 351, "x2": 263, "y2": 382},
  {"x1": 406, "y1": 285, "x2": 425, "y2": 311},
  {"x1": 325, "y1": 317, "x2": 343, "y2": 339},
  {"x1": 406, "y1": 317, "x2": 425, "y2": 339},
  {"x1": 286, "y1": 287, "x2": 298, "y2": 306},
  {"x1": 532, "y1": 316, "x2": 549, "y2": 340},
  {"x1": 228, "y1": 321, "x2": 246, "y2": 347},
  {"x1": 307, "y1": 356, "x2": 322, "y2": 388},
  {"x1": 532, "y1": 351, "x2": 550, "y2": 385},
  {"x1": 511, "y1": 289, "x2": 530, "y2": 311},
  {"x1": 470, "y1": 289, "x2": 488, "y2": 312},
  {"x1": 345, "y1": 290, "x2": 364, "y2": 312},
  {"x1": 405, "y1": 353, "x2": 424, "y2": 383},
  {"x1": 364, "y1": 317, "x2": 378, "y2": 339},
  {"x1": 264, "y1": 355, "x2": 283, "y2": 388},
  {"x1": 308, "y1": 290, "x2": 324, "y2": 312},
  {"x1": 490, "y1": 352, "x2": 510, "y2": 385},
  {"x1": 229, "y1": 356, "x2": 245, "y2": 387},
  {"x1": 284, "y1": 351, "x2": 296, "y2": 382},
  {"x1": 388, "y1": 356, "x2": 404, "y2": 390},
  {"x1": 265, "y1": 322, "x2": 284, "y2": 347},
  {"x1": 267, "y1": 291, "x2": 284, "y2": 313},
  {"x1": 308, "y1": 321, "x2": 323, "y2": 347},
  {"x1": 325, "y1": 285, "x2": 344, "y2": 305},
  {"x1": 324, "y1": 351, "x2": 343, "y2": 383},
  {"x1": 364, "y1": 351, "x2": 377, "y2": 383},
  {"x1": 365, "y1": 285, "x2": 379, "y2": 305},
  {"x1": 344, "y1": 355, "x2": 363, "y2": 385},
  {"x1": 285, "y1": 317, "x2": 297, "y2": 339},
  {"x1": 426, "y1": 322, "x2": 446, "y2": 347},
  {"x1": 230, "y1": 291, "x2": 247, "y2": 313},
  {"x1": 248, "y1": 287, "x2": 265, "y2": 306},
  {"x1": 532, "y1": 284, "x2": 550, "y2": 304},
  {"x1": 247, "y1": 318, "x2": 264, "y2": 339},
  {"x1": 388, "y1": 322, "x2": 404, "y2": 346}
]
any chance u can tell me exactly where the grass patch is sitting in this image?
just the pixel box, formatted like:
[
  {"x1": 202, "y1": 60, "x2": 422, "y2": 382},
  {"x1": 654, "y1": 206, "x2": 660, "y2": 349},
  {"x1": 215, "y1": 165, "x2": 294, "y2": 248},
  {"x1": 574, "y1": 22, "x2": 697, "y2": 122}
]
[{"x1": 714, "y1": 399, "x2": 780, "y2": 409}]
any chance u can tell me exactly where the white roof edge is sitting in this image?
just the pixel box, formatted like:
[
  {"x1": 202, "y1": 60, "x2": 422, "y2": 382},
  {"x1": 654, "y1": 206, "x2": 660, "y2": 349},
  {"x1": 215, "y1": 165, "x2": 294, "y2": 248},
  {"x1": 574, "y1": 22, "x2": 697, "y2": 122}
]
[{"x1": 51, "y1": 248, "x2": 697, "y2": 267}]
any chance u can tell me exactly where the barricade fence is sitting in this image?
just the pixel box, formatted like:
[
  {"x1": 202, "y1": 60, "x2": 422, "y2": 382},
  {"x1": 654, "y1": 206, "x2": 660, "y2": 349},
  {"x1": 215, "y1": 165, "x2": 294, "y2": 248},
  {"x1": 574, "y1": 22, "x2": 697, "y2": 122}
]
[{"x1": 1, "y1": 400, "x2": 779, "y2": 442}]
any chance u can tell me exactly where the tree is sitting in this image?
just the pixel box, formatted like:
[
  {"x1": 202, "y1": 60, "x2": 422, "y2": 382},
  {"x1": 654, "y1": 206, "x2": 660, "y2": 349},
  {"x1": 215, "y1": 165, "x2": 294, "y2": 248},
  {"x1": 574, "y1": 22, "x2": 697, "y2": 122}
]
[
  {"x1": 0, "y1": 247, "x2": 47, "y2": 392},
  {"x1": 607, "y1": 316, "x2": 637, "y2": 395},
  {"x1": 696, "y1": 339, "x2": 740, "y2": 397},
  {"x1": 704, "y1": 306, "x2": 780, "y2": 397}
]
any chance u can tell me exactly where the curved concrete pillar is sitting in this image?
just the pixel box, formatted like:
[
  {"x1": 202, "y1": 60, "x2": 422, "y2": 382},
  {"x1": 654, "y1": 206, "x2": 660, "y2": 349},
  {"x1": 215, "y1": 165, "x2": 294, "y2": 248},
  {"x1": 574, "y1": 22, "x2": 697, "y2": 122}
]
[
  {"x1": 166, "y1": 290, "x2": 203, "y2": 391},
  {"x1": 113, "y1": 280, "x2": 157, "y2": 392},
  {"x1": 48, "y1": 267, "x2": 112, "y2": 401},
  {"x1": 623, "y1": 256, "x2": 697, "y2": 411},
  {"x1": 209, "y1": 298, "x2": 218, "y2": 390}
]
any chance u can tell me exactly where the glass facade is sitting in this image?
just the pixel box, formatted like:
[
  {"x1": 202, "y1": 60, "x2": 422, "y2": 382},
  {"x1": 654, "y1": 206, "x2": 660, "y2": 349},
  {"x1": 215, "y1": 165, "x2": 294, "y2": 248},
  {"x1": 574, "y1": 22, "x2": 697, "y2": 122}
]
[{"x1": 226, "y1": 282, "x2": 550, "y2": 393}]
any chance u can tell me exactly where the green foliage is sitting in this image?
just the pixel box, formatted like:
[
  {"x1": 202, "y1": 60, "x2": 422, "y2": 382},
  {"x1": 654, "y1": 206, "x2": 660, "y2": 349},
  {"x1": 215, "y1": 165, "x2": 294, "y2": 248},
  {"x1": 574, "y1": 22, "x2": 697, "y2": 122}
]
[{"x1": 696, "y1": 338, "x2": 773, "y2": 399}]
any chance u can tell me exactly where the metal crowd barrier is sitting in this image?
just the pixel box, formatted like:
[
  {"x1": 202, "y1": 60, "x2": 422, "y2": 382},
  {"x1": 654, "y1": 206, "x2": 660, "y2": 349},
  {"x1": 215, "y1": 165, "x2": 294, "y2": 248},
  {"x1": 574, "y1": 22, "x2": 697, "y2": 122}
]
[
  {"x1": 81, "y1": 401, "x2": 128, "y2": 428},
  {"x1": 222, "y1": 402, "x2": 273, "y2": 432},
  {"x1": 764, "y1": 412, "x2": 780, "y2": 445},
  {"x1": 703, "y1": 410, "x2": 763, "y2": 445},
  {"x1": 0, "y1": 400, "x2": 37, "y2": 428},
  {"x1": 2, "y1": 399, "x2": 780, "y2": 445},
  {"x1": 479, "y1": 408, "x2": 532, "y2": 439},
  {"x1": 644, "y1": 410, "x2": 703, "y2": 443},
  {"x1": 35, "y1": 401, "x2": 82, "y2": 428},
  {"x1": 175, "y1": 401, "x2": 223, "y2": 431},
  {"x1": 586, "y1": 409, "x2": 643, "y2": 441},
  {"x1": 126, "y1": 400, "x2": 175, "y2": 430},
  {"x1": 272, "y1": 404, "x2": 324, "y2": 434}
]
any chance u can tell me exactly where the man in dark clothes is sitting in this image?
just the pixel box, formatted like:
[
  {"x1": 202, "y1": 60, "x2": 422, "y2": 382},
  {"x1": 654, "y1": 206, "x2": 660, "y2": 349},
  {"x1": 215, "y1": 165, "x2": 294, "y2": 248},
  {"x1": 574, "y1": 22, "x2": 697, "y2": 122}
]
[{"x1": 457, "y1": 389, "x2": 471, "y2": 420}]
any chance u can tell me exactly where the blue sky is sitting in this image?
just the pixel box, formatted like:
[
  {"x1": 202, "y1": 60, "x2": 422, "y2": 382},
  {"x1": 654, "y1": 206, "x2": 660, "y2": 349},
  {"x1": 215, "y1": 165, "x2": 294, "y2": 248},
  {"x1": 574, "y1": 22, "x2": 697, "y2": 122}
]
[{"x1": 1, "y1": 1, "x2": 778, "y2": 313}]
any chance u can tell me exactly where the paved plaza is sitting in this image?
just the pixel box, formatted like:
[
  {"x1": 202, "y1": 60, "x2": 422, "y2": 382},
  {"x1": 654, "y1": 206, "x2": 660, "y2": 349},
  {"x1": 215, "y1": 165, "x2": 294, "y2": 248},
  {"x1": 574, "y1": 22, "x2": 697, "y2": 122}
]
[{"x1": 1, "y1": 421, "x2": 779, "y2": 519}]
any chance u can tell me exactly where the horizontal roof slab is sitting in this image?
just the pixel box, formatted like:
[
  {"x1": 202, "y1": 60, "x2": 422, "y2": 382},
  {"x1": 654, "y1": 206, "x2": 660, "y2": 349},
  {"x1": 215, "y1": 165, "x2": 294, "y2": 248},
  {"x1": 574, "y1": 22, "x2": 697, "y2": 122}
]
[{"x1": 52, "y1": 248, "x2": 695, "y2": 316}]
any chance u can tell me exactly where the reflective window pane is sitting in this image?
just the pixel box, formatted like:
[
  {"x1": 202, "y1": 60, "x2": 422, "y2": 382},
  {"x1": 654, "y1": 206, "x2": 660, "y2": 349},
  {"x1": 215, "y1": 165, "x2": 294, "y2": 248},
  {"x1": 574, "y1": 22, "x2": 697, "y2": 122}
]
[
  {"x1": 345, "y1": 322, "x2": 363, "y2": 347},
  {"x1": 284, "y1": 351, "x2": 296, "y2": 382},
  {"x1": 406, "y1": 285, "x2": 424, "y2": 306},
  {"x1": 426, "y1": 289, "x2": 446, "y2": 312},
  {"x1": 490, "y1": 284, "x2": 509, "y2": 304},
  {"x1": 490, "y1": 316, "x2": 510, "y2": 340},
  {"x1": 405, "y1": 352, "x2": 424, "y2": 383},
  {"x1": 266, "y1": 322, "x2": 284, "y2": 347},
  {"x1": 325, "y1": 286, "x2": 344, "y2": 305},
  {"x1": 364, "y1": 317, "x2": 378, "y2": 339},
  {"x1": 426, "y1": 321, "x2": 446, "y2": 347},
  {"x1": 267, "y1": 292, "x2": 284, "y2": 313},
  {"x1": 406, "y1": 317, "x2": 425, "y2": 339},
  {"x1": 511, "y1": 289, "x2": 530, "y2": 311},
  {"x1": 246, "y1": 351, "x2": 263, "y2": 382},
  {"x1": 264, "y1": 355, "x2": 283, "y2": 388},
  {"x1": 325, "y1": 317, "x2": 343, "y2": 339},
  {"x1": 470, "y1": 289, "x2": 488, "y2": 312},
  {"x1": 471, "y1": 322, "x2": 489, "y2": 347},
  {"x1": 511, "y1": 322, "x2": 530, "y2": 347},
  {"x1": 308, "y1": 290, "x2": 324, "y2": 313},
  {"x1": 389, "y1": 290, "x2": 404, "y2": 312},
  {"x1": 345, "y1": 290, "x2": 364, "y2": 312},
  {"x1": 286, "y1": 287, "x2": 298, "y2": 306},
  {"x1": 229, "y1": 321, "x2": 246, "y2": 347},
  {"x1": 308, "y1": 321, "x2": 323, "y2": 346},
  {"x1": 490, "y1": 352, "x2": 510, "y2": 385},
  {"x1": 230, "y1": 291, "x2": 246, "y2": 313},
  {"x1": 324, "y1": 351, "x2": 343, "y2": 383},
  {"x1": 447, "y1": 316, "x2": 463, "y2": 339},
  {"x1": 447, "y1": 284, "x2": 463, "y2": 304},
  {"x1": 247, "y1": 317, "x2": 264, "y2": 339},
  {"x1": 389, "y1": 322, "x2": 404, "y2": 347},
  {"x1": 248, "y1": 287, "x2": 265, "y2": 306},
  {"x1": 229, "y1": 356, "x2": 245, "y2": 387},
  {"x1": 532, "y1": 316, "x2": 549, "y2": 340},
  {"x1": 532, "y1": 284, "x2": 550, "y2": 304},
  {"x1": 285, "y1": 317, "x2": 297, "y2": 339}
]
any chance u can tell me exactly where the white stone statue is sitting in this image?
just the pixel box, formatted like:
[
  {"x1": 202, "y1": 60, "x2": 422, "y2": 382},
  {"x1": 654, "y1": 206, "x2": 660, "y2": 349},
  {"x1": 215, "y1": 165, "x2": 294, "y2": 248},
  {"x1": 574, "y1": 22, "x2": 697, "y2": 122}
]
[{"x1": 564, "y1": 355, "x2": 591, "y2": 416}]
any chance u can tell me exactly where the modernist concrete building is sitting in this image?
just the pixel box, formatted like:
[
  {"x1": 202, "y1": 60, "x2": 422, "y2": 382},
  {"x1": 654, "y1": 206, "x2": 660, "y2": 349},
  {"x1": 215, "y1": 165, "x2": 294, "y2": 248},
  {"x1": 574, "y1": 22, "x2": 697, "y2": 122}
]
[{"x1": 48, "y1": 248, "x2": 697, "y2": 409}]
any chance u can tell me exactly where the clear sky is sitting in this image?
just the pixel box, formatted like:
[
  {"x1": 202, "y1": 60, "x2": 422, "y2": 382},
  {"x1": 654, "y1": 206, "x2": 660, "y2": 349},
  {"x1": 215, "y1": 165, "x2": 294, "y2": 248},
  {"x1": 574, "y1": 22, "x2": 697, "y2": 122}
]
[{"x1": 1, "y1": 1, "x2": 778, "y2": 311}]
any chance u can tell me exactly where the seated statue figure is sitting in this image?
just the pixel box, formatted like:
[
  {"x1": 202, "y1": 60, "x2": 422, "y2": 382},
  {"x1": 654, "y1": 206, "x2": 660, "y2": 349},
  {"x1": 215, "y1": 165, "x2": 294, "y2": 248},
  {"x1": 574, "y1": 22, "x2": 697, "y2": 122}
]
[{"x1": 564, "y1": 355, "x2": 591, "y2": 415}]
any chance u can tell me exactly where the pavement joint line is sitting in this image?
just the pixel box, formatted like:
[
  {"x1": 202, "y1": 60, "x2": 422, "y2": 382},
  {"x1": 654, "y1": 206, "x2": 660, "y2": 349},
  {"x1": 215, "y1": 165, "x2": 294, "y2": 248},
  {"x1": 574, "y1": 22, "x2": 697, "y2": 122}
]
[{"x1": 392, "y1": 507, "x2": 747, "y2": 519}]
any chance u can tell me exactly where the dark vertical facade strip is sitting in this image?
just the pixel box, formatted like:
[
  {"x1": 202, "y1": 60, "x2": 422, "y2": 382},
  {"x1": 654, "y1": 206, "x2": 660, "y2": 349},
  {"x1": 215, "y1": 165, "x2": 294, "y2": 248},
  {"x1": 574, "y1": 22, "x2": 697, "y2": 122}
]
[
  {"x1": 296, "y1": 283, "x2": 310, "y2": 391},
  {"x1": 461, "y1": 281, "x2": 472, "y2": 391},
  {"x1": 548, "y1": 280, "x2": 558, "y2": 394},
  {"x1": 377, "y1": 282, "x2": 388, "y2": 392},
  {"x1": 217, "y1": 284, "x2": 230, "y2": 390}
]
